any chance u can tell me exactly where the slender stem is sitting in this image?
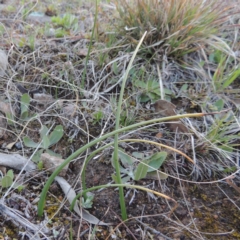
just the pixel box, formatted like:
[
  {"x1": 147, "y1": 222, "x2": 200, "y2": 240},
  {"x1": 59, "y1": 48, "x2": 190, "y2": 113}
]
[
  {"x1": 81, "y1": 143, "x2": 113, "y2": 199},
  {"x1": 81, "y1": 0, "x2": 98, "y2": 90},
  {"x1": 113, "y1": 32, "x2": 147, "y2": 220},
  {"x1": 38, "y1": 112, "x2": 206, "y2": 216},
  {"x1": 70, "y1": 183, "x2": 176, "y2": 212}
]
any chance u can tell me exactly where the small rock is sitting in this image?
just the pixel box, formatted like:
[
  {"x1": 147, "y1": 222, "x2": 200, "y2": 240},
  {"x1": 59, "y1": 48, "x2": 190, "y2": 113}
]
[
  {"x1": 26, "y1": 12, "x2": 52, "y2": 23},
  {"x1": 175, "y1": 206, "x2": 188, "y2": 219},
  {"x1": 0, "y1": 165, "x2": 6, "y2": 175},
  {"x1": 15, "y1": 142, "x2": 23, "y2": 150},
  {"x1": 41, "y1": 153, "x2": 69, "y2": 177}
]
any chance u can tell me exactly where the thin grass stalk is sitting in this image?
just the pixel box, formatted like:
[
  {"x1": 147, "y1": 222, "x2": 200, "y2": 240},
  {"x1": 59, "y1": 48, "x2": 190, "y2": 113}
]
[
  {"x1": 38, "y1": 111, "x2": 211, "y2": 217},
  {"x1": 81, "y1": 143, "x2": 113, "y2": 199},
  {"x1": 70, "y1": 183, "x2": 178, "y2": 216},
  {"x1": 80, "y1": 0, "x2": 98, "y2": 90},
  {"x1": 80, "y1": 137, "x2": 194, "y2": 200},
  {"x1": 113, "y1": 32, "x2": 147, "y2": 220}
]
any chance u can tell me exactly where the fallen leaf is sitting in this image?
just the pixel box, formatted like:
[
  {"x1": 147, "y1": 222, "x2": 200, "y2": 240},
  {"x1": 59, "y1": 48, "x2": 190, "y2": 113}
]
[
  {"x1": 41, "y1": 153, "x2": 68, "y2": 177},
  {"x1": 155, "y1": 132, "x2": 163, "y2": 138},
  {"x1": 33, "y1": 93, "x2": 54, "y2": 104},
  {"x1": 145, "y1": 171, "x2": 168, "y2": 180},
  {"x1": 152, "y1": 99, "x2": 189, "y2": 133},
  {"x1": 55, "y1": 176, "x2": 111, "y2": 225}
]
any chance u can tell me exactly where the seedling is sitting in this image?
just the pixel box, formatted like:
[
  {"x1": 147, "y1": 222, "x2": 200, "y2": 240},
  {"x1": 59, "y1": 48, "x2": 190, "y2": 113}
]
[
  {"x1": 6, "y1": 93, "x2": 35, "y2": 126},
  {"x1": 51, "y1": 13, "x2": 78, "y2": 32},
  {"x1": 133, "y1": 78, "x2": 173, "y2": 102},
  {"x1": 20, "y1": 93, "x2": 36, "y2": 121},
  {"x1": 81, "y1": 193, "x2": 94, "y2": 209},
  {"x1": 0, "y1": 169, "x2": 14, "y2": 188},
  {"x1": 112, "y1": 149, "x2": 168, "y2": 182},
  {"x1": 93, "y1": 111, "x2": 104, "y2": 124},
  {"x1": 0, "y1": 169, "x2": 25, "y2": 191},
  {"x1": 23, "y1": 125, "x2": 64, "y2": 162}
]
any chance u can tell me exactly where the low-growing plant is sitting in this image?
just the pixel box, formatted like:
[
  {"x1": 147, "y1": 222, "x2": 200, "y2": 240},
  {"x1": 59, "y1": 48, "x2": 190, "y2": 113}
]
[
  {"x1": 51, "y1": 13, "x2": 78, "y2": 32},
  {"x1": 205, "y1": 100, "x2": 240, "y2": 152},
  {"x1": 133, "y1": 77, "x2": 173, "y2": 102},
  {"x1": 0, "y1": 170, "x2": 14, "y2": 188},
  {"x1": 0, "y1": 169, "x2": 25, "y2": 191},
  {"x1": 80, "y1": 193, "x2": 94, "y2": 209},
  {"x1": 112, "y1": 149, "x2": 168, "y2": 182},
  {"x1": 20, "y1": 93, "x2": 36, "y2": 121},
  {"x1": 210, "y1": 53, "x2": 240, "y2": 93},
  {"x1": 37, "y1": 33, "x2": 222, "y2": 221},
  {"x1": 113, "y1": 0, "x2": 233, "y2": 61},
  {"x1": 18, "y1": 34, "x2": 36, "y2": 51},
  {"x1": 92, "y1": 110, "x2": 104, "y2": 124},
  {"x1": 6, "y1": 93, "x2": 36, "y2": 125},
  {"x1": 23, "y1": 125, "x2": 63, "y2": 162}
]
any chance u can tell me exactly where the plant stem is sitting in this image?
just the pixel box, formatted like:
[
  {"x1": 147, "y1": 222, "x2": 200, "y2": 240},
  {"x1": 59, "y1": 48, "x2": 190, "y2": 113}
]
[
  {"x1": 38, "y1": 111, "x2": 207, "y2": 217},
  {"x1": 81, "y1": 0, "x2": 98, "y2": 90},
  {"x1": 112, "y1": 31, "x2": 147, "y2": 220},
  {"x1": 70, "y1": 183, "x2": 176, "y2": 213}
]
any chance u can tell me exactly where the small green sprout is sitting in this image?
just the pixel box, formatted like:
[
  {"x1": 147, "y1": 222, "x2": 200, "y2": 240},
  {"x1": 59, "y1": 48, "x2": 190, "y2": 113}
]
[
  {"x1": 23, "y1": 125, "x2": 64, "y2": 162},
  {"x1": 112, "y1": 149, "x2": 168, "y2": 181},
  {"x1": 0, "y1": 170, "x2": 14, "y2": 188}
]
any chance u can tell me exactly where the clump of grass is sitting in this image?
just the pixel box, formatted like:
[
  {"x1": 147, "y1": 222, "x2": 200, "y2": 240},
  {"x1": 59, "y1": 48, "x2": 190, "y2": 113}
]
[{"x1": 114, "y1": 0, "x2": 233, "y2": 60}]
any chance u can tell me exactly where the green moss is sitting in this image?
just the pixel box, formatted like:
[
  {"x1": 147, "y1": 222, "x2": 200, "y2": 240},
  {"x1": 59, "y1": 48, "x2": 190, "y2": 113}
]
[
  {"x1": 231, "y1": 231, "x2": 240, "y2": 239},
  {"x1": 200, "y1": 194, "x2": 208, "y2": 201}
]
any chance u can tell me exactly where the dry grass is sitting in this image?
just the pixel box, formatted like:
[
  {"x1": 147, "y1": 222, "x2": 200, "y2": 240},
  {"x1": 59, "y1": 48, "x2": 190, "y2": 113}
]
[
  {"x1": 0, "y1": 0, "x2": 240, "y2": 239},
  {"x1": 113, "y1": 0, "x2": 236, "y2": 61}
]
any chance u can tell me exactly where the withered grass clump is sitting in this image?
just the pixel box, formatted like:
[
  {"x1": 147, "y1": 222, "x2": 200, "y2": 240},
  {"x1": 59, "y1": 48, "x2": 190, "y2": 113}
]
[{"x1": 114, "y1": 0, "x2": 233, "y2": 59}]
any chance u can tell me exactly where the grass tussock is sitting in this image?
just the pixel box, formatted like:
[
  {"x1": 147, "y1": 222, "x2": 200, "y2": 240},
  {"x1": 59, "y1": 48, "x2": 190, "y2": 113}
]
[{"x1": 114, "y1": 0, "x2": 234, "y2": 60}]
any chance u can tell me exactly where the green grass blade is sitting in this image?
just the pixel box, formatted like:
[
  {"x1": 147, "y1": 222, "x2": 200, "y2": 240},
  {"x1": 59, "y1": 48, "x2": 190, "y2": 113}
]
[{"x1": 113, "y1": 31, "x2": 147, "y2": 220}]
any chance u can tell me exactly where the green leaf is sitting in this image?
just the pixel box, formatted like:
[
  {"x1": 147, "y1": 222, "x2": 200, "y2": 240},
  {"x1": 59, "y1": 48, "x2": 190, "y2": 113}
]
[
  {"x1": 1, "y1": 175, "x2": 13, "y2": 188},
  {"x1": 81, "y1": 193, "x2": 94, "y2": 208},
  {"x1": 6, "y1": 169, "x2": 14, "y2": 180},
  {"x1": 6, "y1": 112, "x2": 14, "y2": 125},
  {"x1": 23, "y1": 136, "x2": 40, "y2": 148},
  {"x1": 17, "y1": 185, "x2": 25, "y2": 192},
  {"x1": 180, "y1": 83, "x2": 188, "y2": 92},
  {"x1": 146, "y1": 170, "x2": 169, "y2": 180},
  {"x1": 147, "y1": 92, "x2": 158, "y2": 101},
  {"x1": 139, "y1": 94, "x2": 150, "y2": 103},
  {"x1": 134, "y1": 162, "x2": 148, "y2": 180},
  {"x1": 146, "y1": 152, "x2": 167, "y2": 172},
  {"x1": 40, "y1": 125, "x2": 49, "y2": 139},
  {"x1": 164, "y1": 88, "x2": 173, "y2": 95},
  {"x1": 49, "y1": 125, "x2": 63, "y2": 146},
  {"x1": 32, "y1": 149, "x2": 43, "y2": 163},
  {"x1": 222, "y1": 68, "x2": 240, "y2": 89},
  {"x1": 112, "y1": 62, "x2": 119, "y2": 75},
  {"x1": 20, "y1": 93, "x2": 30, "y2": 119},
  {"x1": 118, "y1": 149, "x2": 135, "y2": 168},
  {"x1": 132, "y1": 152, "x2": 144, "y2": 159},
  {"x1": 134, "y1": 80, "x2": 146, "y2": 89},
  {"x1": 42, "y1": 135, "x2": 50, "y2": 149},
  {"x1": 37, "y1": 161, "x2": 43, "y2": 170},
  {"x1": 45, "y1": 149, "x2": 62, "y2": 158},
  {"x1": 214, "y1": 99, "x2": 224, "y2": 111},
  {"x1": 112, "y1": 174, "x2": 117, "y2": 183}
]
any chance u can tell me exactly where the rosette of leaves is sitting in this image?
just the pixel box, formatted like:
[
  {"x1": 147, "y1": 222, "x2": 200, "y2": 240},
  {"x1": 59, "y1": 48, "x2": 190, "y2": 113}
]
[
  {"x1": 112, "y1": 148, "x2": 168, "y2": 182},
  {"x1": 23, "y1": 125, "x2": 63, "y2": 162}
]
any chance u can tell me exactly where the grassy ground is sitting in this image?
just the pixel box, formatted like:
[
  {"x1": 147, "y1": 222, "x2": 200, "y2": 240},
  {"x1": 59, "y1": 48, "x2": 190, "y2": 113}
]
[{"x1": 0, "y1": 0, "x2": 240, "y2": 239}]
